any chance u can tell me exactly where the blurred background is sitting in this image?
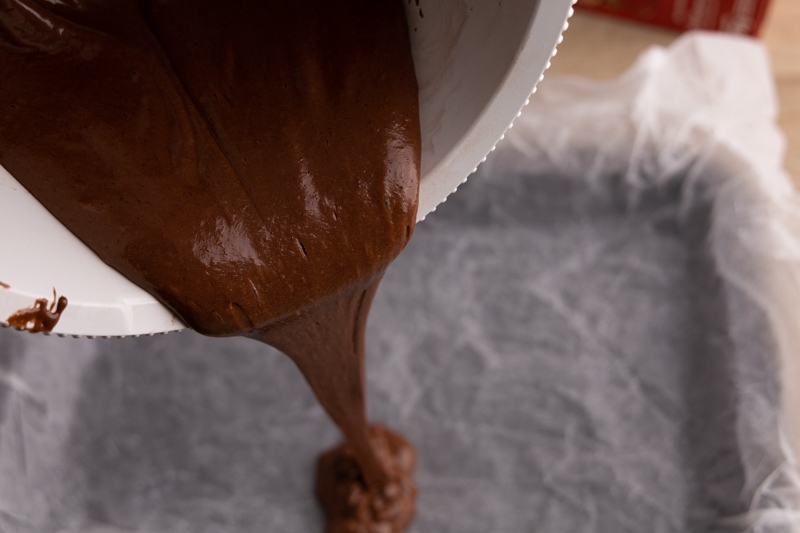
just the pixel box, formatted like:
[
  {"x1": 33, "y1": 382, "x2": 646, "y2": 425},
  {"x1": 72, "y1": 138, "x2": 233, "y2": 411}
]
[{"x1": 554, "y1": 0, "x2": 799, "y2": 186}]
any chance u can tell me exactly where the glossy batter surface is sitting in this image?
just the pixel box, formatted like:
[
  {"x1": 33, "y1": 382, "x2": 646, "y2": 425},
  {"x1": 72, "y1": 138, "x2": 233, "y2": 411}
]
[{"x1": 0, "y1": 1, "x2": 420, "y2": 531}]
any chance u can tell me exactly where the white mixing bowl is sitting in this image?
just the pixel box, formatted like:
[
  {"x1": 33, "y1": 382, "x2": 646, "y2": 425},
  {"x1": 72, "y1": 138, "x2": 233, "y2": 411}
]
[{"x1": 0, "y1": 0, "x2": 575, "y2": 337}]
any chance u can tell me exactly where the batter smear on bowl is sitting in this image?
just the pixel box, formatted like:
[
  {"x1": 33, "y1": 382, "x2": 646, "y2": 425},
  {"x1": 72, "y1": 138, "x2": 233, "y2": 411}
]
[
  {"x1": 7, "y1": 289, "x2": 68, "y2": 333},
  {"x1": 0, "y1": 1, "x2": 420, "y2": 531}
]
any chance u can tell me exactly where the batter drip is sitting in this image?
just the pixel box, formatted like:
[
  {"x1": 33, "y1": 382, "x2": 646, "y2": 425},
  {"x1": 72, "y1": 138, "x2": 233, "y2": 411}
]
[{"x1": 7, "y1": 291, "x2": 68, "y2": 333}]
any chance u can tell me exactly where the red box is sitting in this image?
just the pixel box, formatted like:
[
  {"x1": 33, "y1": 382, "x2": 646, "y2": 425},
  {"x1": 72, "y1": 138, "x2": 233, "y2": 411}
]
[{"x1": 576, "y1": 0, "x2": 772, "y2": 36}]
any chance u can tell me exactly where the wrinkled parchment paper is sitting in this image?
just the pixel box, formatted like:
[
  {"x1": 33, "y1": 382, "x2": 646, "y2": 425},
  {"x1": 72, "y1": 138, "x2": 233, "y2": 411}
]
[{"x1": 2, "y1": 33, "x2": 800, "y2": 533}]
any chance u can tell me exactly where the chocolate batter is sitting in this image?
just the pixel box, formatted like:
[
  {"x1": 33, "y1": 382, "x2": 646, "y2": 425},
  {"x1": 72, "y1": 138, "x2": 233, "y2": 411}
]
[
  {"x1": 0, "y1": 1, "x2": 420, "y2": 531},
  {"x1": 0, "y1": 281, "x2": 9, "y2": 289},
  {"x1": 7, "y1": 290, "x2": 68, "y2": 333}
]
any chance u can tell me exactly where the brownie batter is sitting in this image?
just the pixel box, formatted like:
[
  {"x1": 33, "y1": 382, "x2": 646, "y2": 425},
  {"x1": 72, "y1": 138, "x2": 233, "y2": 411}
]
[
  {"x1": 0, "y1": 1, "x2": 420, "y2": 531},
  {"x1": 7, "y1": 290, "x2": 68, "y2": 333}
]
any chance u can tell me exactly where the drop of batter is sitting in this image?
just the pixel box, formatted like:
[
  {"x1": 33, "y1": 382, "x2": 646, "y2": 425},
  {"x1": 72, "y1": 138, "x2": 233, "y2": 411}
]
[
  {"x1": 316, "y1": 425, "x2": 417, "y2": 533},
  {"x1": 7, "y1": 290, "x2": 68, "y2": 333}
]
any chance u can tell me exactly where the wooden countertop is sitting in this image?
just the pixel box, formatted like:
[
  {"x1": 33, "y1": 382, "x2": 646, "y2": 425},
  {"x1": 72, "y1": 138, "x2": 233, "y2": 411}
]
[{"x1": 548, "y1": 0, "x2": 800, "y2": 186}]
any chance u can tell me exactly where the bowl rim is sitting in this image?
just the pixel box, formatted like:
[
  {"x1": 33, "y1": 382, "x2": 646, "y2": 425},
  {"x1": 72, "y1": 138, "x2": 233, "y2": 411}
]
[{"x1": 417, "y1": 0, "x2": 576, "y2": 221}]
